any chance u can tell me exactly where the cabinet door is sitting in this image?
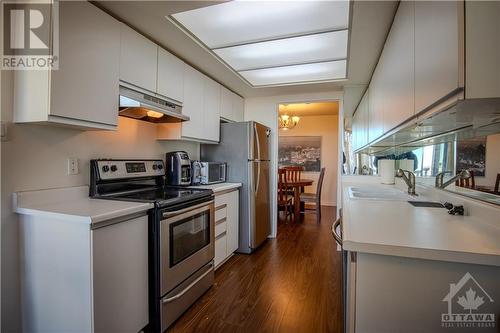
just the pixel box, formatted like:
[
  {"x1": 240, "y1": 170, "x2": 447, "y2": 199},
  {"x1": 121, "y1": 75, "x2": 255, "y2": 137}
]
[
  {"x1": 415, "y1": 1, "x2": 461, "y2": 113},
  {"x1": 120, "y1": 24, "x2": 158, "y2": 92},
  {"x1": 382, "y1": 1, "x2": 415, "y2": 132},
  {"x1": 368, "y1": 68, "x2": 384, "y2": 142},
  {"x1": 226, "y1": 191, "x2": 240, "y2": 254},
  {"x1": 157, "y1": 48, "x2": 184, "y2": 103},
  {"x1": 214, "y1": 233, "x2": 227, "y2": 268},
  {"x1": 203, "y1": 77, "x2": 221, "y2": 142},
  {"x1": 93, "y1": 216, "x2": 149, "y2": 333},
  {"x1": 220, "y1": 86, "x2": 233, "y2": 120},
  {"x1": 232, "y1": 93, "x2": 245, "y2": 122},
  {"x1": 359, "y1": 91, "x2": 369, "y2": 147},
  {"x1": 465, "y1": 1, "x2": 500, "y2": 99},
  {"x1": 50, "y1": 1, "x2": 120, "y2": 126},
  {"x1": 182, "y1": 64, "x2": 205, "y2": 139}
]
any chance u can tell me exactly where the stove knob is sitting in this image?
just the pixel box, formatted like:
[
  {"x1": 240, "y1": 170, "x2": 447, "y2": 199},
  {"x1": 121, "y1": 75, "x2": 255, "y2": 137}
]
[
  {"x1": 110, "y1": 165, "x2": 117, "y2": 172},
  {"x1": 152, "y1": 164, "x2": 158, "y2": 170},
  {"x1": 102, "y1": 165, "x2": 110, "y2": 173},
  {"x1": 158, "y1": 164, "x2": 163, "y2": 170}
]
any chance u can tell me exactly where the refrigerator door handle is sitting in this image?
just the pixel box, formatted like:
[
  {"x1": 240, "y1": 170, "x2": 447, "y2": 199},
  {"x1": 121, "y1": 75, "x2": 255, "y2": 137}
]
[
  {"x1": 254, "y1": 123, "x2": 261, "y2": 161},
  {"x1": 255, "y1": 162, "x2": 261, "y2": 195}
]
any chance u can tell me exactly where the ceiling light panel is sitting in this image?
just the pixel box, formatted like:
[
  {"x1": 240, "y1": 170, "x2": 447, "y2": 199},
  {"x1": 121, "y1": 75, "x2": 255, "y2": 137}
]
[
  {"x1": 239, "y1": 60, "x2": 347, "y2": 86},
  {"x1": 213, "y1": 30, "x2": 348, "y2": 71},
  {"x1": 172, "y1": 1, "x2": 349, "y2": 49}
]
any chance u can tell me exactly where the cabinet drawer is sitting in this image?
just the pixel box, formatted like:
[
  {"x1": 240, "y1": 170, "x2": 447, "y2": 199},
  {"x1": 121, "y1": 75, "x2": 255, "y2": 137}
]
[
  {"x1": 215, "y1": 204, "x2": 227, "y2": 222},
  {"x1": 215, "y1": 217, "x2": 227, "y2": 237},
  {"x1": 214, "y1": 233, "x2": 227, "y2": 268}
]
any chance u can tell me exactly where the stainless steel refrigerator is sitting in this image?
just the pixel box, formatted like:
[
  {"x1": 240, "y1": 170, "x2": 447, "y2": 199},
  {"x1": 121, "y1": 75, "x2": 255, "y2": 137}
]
[{"x1": 201, "y1": 121, "x2": 271, "y2": 254}]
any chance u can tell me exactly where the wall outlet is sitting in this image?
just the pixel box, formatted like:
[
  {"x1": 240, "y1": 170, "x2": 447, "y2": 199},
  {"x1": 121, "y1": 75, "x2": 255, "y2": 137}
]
[{"x1": 67, "y1": 158, "x2": 79, "y2": 175}]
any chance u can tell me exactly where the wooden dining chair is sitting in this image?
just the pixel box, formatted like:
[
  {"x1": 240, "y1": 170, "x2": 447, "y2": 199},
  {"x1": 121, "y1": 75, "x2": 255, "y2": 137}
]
[
  {"x1": 299, "y1": 168, "x2": 325, "y2": 224},
  {"x1": 494, "y1": 173, "x2": 500, "y2": 194},
  {"x1": 456, "y1": 170, "x2": 475, "y2": 189},
  {"x1": 284, "y1": 166, "x2": 304, "y2": 182},
  {"x1": 278, "y1": 169, "x2": 293, "y2": 222},
  {"x1": 284, "y1": 166, "x2": 305, "y2": 195}
]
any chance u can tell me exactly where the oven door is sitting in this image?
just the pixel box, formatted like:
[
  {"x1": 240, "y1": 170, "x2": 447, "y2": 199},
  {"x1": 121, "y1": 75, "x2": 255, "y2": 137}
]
[{"x1": 160, "y1": 200, "x2": 214, "y2": 295}]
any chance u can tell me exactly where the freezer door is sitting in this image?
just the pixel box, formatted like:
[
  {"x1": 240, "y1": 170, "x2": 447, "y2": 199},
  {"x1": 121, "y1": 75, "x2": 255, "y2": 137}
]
[
  {"x1": 252, "y1": 122, "x2": 271, "y2": 161},
  {"x1": 250, "y1": 160, "x2": 270, "y2": 248}
]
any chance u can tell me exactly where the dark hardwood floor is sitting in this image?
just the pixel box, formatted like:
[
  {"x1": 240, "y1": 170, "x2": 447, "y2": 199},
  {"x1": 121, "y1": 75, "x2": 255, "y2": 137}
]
[{"x1": 167, "y1": 206, "x2": 343, "y2": 333}]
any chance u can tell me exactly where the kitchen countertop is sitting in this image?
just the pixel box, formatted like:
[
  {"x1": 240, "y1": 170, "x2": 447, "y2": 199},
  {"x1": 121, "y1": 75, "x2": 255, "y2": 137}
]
[
  {"x1": 188, "y1": 182, "x2": 242, "y2": 193},
  {"x1": 14, "y1": 186, "x2": 153, "y2": 224},
  {"x1": 341, "y1": 176, "x2": 500, "y2": 266}
]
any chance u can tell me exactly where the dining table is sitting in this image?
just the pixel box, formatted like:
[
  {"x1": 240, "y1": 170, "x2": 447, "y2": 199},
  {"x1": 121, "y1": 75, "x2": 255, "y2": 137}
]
[{"x1": 285, "y1": 178, "x2": 314, "y2": 221}]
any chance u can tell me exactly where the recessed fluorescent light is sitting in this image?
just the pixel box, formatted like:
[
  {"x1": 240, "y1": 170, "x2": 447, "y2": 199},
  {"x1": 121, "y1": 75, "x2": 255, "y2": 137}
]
[
  {"x1": 172, "y1": 1, "x2": 349, "y2": 48},
  {"x1": 170, "y1": 1, "x2": 350, "y2": 87},
  {"x1": 214, "y1": 30, "x2": 348, "y2": 71},
  {"x1": 239, "y1": 60, "x2": 347, "y2": 86}
]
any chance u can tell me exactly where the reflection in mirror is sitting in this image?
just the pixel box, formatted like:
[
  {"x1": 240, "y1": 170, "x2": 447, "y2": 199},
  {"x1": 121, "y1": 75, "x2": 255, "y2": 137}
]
[{"x1": 348, "y1": 132, "x2": 500, "y2": 205}]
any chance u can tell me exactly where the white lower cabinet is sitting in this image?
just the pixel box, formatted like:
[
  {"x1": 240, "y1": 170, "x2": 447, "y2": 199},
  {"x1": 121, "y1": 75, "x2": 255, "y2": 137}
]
[
  {"x1": 92, "y1": 216, "x2": 149, "y2": 333},
  {"x1": 18, "y1": 211, "x2": 149, "y2": 333},
  {"x1": 213, "y1": 189, "x2": 239, "y2": 269}
]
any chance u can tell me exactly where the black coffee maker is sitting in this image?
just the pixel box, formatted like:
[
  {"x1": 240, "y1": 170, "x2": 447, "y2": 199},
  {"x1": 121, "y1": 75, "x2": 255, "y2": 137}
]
[{"x1": 165, "y1": 151, "x2": 191, "y2": 186}]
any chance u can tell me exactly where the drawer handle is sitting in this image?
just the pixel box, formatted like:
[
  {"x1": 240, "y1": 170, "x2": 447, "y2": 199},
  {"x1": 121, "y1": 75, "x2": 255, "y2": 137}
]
[
  {"x1": 215, "y1": 204, "x2": 227, "y2": 211},
  {"x1": 162, "y1": 263, "x2": 213, "y2": 304},
  {"x1": 216, "y1": 217, "x2": 227, "y2": 225},
  {"x1": 215, "y1": 231, "x2": 227, "y2": 240}
]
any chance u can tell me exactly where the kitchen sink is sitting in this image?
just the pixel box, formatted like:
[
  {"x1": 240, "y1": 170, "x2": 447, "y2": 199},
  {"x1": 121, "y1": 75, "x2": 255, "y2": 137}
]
[{"x1": 348, "y1": 186, "x2": 417, "y2": 201}]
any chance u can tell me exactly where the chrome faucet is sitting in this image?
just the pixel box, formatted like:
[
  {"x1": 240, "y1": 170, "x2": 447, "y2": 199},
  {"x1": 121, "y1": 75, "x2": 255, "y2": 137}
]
[
  {"x1": 435, "y1": 171, "x2": 453, "y2": 187},
  {"x1": 435, "y1": 169, "x2": 471, "y2": 189},
  {"x1": 396, "y1": 169, "x2": 417, "y2": 196}
]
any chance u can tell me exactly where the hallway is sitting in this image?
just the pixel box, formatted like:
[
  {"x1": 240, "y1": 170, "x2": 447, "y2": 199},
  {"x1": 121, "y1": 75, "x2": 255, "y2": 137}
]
[{"x1": 168, "y1": 206, "x2": 343, "y2": 333}]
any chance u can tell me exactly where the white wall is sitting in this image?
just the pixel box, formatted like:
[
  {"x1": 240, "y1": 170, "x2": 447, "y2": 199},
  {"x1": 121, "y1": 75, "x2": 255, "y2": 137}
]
[
  {"x1": 244, "y1": 91, "x2": 344, "y2": 237},
  {"x1": 0, "y1": 71, "x2": 199, "y2": 332},
  {"x1": 278, "y1": 115, "x2": 339, "y2": 206}
]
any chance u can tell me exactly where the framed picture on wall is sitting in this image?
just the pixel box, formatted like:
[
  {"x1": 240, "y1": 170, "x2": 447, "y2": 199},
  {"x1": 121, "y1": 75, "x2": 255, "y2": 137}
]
[
  {"x1": 278, "y1": 136, "x2": 321, "y2": 172},
  {"x1": 456, "y1": 138, "x2": 486, "y2": 176}
]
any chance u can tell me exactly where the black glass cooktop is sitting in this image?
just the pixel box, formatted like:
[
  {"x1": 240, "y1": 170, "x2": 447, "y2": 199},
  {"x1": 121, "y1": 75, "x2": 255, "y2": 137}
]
[{"x1": 111, "y1": 186, "x2": 213, "y2": 207}]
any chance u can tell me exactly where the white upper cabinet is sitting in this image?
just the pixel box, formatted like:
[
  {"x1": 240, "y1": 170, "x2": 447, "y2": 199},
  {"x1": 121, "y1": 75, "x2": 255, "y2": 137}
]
[
  {"x1": 382, "y1": 1, "x2": 415, "y2": 132},
  {"x1": 120, "y1": 24, "x2": 158, "y2": 93},
  {"x1": 157, "y1": 48, "x2": 184, "y2": 103},
  {"x1": 220, "y1": 86, "x2": 233, "y2": 121},
  {"x1": 180, "y1": 64, "x2": 205, "y2": 139},
  {"x1": 368, "y1": 65, "x2": 385, "y2": 143},
  {"x1": 13, "y1": 1, "x2": 120, "y2": 130},
  {"x1": 465, "y1": 1, "x2": 500, "y2": 99},
  {"x1": 220, "y1": 86, "x2": 244, "y2": 122},
  {"x1": 158, "y1": 64, "x2": 220, "y2": 142},
  {"x1": 232, "y1": 93, "x2": 245, "y2": 122},
  {"x1": 352, "y1": 91, "x2": 369, "y2": 151},
  {"x1": 203, "y1": 77, "x2": 221, "y2": 142},
  {"x1": 415, "y1": 1, "x2": 461, "y2": 113}
]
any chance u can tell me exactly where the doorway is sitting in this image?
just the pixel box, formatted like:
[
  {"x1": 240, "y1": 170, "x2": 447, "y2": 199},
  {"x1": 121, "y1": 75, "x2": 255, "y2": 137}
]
[{"x1": 276, "y1": 101, "x2": 340, "y2": 227}]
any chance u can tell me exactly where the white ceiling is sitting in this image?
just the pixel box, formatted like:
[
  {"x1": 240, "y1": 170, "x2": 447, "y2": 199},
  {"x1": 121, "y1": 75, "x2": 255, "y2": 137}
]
[{"x1": 95, "y1": 1, "x2": 397, "y2": 99}]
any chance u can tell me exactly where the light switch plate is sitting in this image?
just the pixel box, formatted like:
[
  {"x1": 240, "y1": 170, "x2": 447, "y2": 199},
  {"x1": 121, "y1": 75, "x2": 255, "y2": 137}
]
[{"x1": 67, "y1": 158, "x2": 79, "y2": 175}]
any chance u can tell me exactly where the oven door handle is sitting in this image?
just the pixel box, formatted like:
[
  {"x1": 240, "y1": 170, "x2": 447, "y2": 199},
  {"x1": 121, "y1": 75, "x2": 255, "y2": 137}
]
[
  {"x1": 162, "y1": 201, "x2": 213, "y2": 219},
  {"x1": 162, "y1": 263, "x2": 213, "y2": 304},
  {"x1": 332, "y1": 217, "x2": 342, "y2": 246}
]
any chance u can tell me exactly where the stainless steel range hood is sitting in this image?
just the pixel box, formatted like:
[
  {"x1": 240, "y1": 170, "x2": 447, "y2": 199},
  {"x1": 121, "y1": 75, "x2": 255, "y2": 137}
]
[
  {"x1": 118, "y1": 85, "x2": 189, "y2": 123},
  {"x1": 355, "y1": 90, "x2": 500, "y2": 156}
]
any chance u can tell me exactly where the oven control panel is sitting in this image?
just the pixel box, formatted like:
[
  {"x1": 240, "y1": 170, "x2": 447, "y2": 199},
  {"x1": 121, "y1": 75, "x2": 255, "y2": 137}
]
[{"x1": 95, "y1": 159, "x2": 164, "y2": 180}]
